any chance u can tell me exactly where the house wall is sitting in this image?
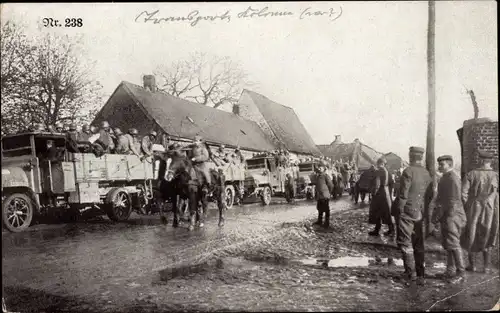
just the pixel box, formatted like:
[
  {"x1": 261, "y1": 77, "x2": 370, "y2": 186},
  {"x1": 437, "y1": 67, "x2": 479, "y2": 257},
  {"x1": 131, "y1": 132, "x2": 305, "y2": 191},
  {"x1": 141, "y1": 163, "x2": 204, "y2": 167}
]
[{"x1": 459, "y1": 118, "x2": 498, "y2": 176}]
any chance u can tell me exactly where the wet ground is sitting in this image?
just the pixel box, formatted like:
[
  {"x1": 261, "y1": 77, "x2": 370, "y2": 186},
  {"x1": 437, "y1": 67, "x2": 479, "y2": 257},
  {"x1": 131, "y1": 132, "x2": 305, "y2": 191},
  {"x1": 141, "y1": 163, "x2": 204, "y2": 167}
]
[{"x1": 2, "y1": 196, "x2": 499, "y2": 312}]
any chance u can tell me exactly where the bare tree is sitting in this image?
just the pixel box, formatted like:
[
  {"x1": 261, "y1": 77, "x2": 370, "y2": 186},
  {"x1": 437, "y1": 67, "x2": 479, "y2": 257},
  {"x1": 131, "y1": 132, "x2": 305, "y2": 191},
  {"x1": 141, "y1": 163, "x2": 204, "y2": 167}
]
[
  {"x1": 1, "y1": 22, "x2": 104, "y2": 135},
  {"x1": 154, "y1": 52, "x2": 253, "y2": 109}
]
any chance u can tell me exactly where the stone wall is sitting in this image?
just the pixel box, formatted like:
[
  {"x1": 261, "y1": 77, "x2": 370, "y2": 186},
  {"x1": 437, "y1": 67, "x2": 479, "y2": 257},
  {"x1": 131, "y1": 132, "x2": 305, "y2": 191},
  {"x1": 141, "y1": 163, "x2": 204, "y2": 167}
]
[{"x1": 458, "y1": 118, "x2": 499, "y2": 176}]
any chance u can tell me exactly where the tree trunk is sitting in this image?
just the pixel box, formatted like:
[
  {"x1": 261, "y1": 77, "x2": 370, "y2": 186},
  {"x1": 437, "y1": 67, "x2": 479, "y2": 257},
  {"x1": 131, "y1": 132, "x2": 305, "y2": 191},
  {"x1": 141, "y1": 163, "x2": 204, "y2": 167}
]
[{"x1": 426, "y1": 0, "x2": 436, "y2": 177}]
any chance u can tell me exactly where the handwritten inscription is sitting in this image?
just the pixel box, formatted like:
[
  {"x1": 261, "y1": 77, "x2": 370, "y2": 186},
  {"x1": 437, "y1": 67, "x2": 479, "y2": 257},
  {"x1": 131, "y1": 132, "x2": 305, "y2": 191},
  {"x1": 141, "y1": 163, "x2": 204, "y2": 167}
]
[{"x1": 135, "y1": 5, "x2": 343, "y2": 27}]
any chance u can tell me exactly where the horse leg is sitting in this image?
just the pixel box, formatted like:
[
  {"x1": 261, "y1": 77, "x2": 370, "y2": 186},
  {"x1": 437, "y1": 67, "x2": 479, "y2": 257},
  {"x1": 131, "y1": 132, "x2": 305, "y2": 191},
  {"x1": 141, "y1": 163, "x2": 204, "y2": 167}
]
[
  {"x1": 198, "y1": 186, "x2": 209, "y2": 228},
  {"x1": 172, "y1": 193, "x2": 179, "y2": 228},
  {"x1": 188, "y1": 186, "x2": 198, "y2": 231},
  {"x1": 217, "y1": 184, "x2": 225, "y2": 227}
]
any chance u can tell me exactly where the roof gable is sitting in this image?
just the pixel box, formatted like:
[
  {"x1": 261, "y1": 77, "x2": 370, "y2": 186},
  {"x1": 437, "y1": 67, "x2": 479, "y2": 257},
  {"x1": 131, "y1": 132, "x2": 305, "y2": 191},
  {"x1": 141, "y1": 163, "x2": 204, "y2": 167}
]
[
  {"x1": 241, "y1": 89, "x2": 321, "y2": 155},
  {"x1": 119, "y1": 82, "x2": 275, "y2": 151},
  {"x1": 317, "y1": 140, "x2": 383, "y2": 170}
]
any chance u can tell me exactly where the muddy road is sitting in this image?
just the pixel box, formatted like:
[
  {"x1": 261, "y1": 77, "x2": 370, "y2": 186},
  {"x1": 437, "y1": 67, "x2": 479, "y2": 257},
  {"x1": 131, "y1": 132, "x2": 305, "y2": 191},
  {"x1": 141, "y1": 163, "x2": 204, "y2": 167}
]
[{"x1": 2, "y1": 197, "x2": 499, "y2": 312}]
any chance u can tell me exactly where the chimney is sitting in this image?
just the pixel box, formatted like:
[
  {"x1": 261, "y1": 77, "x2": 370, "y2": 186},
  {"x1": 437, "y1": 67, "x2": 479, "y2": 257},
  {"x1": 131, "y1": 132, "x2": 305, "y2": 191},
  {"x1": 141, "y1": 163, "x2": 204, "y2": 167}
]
[
  {"x1": 332, "y1": 135, "x2": 342, "y2": 144},
  {"x1": 232, "y1": 103, "x2": 240, "y2": 115},
  {"x1": 143, "y1": 75, "x2": 156, "y2": 92}
]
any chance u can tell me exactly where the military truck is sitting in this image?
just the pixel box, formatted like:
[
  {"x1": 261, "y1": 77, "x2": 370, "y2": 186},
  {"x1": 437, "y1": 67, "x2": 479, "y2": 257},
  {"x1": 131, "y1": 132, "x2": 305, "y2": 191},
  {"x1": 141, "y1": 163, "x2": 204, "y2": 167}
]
[
  {"x1": 243, "y1": 156, "x2": 294, "y2": 205},
  {"x1": 1, "y1": 131, "x2": 156, "y2": 232}
]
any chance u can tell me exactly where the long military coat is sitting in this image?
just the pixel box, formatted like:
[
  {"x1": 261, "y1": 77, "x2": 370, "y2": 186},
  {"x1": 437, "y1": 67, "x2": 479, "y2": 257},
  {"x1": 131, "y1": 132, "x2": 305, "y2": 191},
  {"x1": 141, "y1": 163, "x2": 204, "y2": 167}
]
[
  {"x1": 368, "y1": 166, "x2": 393, "y2": 225},
  {"x1": 460, "y1": 168, "x2": 499, "y2": 252}
]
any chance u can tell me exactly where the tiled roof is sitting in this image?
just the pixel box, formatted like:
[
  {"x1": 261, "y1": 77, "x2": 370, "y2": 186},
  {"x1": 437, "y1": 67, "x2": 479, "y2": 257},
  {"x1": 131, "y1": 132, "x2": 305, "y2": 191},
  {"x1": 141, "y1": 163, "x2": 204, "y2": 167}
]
[
  {"x1": 317, "y1": 140, "x2": 383, "y2": 170},
  {"x1": 121, "y1": 82, "x2": 276, "y2": 151},
  {"x1": 241, "y1": 90, "x2": 321, "y2": 156}
]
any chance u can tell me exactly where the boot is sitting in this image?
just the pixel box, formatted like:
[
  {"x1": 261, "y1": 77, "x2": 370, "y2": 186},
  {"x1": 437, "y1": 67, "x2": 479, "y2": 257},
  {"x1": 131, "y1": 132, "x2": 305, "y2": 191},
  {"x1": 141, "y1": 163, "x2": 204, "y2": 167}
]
[
  {"x1": 218, "y1": 205, "x2": 225, "y2": 227},
  {"x1": 323, "y1": 210, "x2": 330, "y2": 228},
  {"x1": 188, "y1": 214, "x2": 196, "y2": 231},
  {"x1": 314, "y1": 211, "x2": 323, "y2": 225},
  {"x1": 450, "y1": 249, "x2": 465, "y2": 284},
  {"x1": 384, "y1": 223, "x2": 395, "y2": 237},
  {"x1": 401, "y1": 251, "x2": 416, "y2": 281},
  {"x1": 369, "y1": 223, "x2": 381, "y2": 236},
  {"x1": 414, "y1": 251, "x2": 425, "y2": 284},
  {"x1": 443, "y1": 250, "x2": 456, "y2": 278},
  {"x1": 466, "y1": 252, "x2": 476, "y2": 272},
  {"x1": 481, "y1": 250, "x2": 492, "y2": 274}
]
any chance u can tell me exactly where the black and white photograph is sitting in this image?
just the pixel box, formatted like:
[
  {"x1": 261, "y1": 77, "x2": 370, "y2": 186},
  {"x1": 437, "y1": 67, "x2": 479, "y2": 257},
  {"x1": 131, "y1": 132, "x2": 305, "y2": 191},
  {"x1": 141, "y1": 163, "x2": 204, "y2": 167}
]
[{"x1": 1, "y1": 1, "x2": 499, "y2": 312}]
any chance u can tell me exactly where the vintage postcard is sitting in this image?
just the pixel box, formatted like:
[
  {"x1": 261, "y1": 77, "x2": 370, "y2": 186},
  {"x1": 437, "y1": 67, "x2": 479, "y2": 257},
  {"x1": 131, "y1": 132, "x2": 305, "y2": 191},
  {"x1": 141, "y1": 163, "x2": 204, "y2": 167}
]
[{"x1": 1, "y1": 1, "x2": 498, "y2": 312}]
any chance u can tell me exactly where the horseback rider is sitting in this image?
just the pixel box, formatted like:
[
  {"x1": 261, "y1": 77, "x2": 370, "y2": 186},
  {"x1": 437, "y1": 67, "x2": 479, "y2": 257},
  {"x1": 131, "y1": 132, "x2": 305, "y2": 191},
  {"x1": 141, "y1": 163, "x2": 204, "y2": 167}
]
[{"x1": 188, "y1": 135, "x2": 212, "y2": 187}]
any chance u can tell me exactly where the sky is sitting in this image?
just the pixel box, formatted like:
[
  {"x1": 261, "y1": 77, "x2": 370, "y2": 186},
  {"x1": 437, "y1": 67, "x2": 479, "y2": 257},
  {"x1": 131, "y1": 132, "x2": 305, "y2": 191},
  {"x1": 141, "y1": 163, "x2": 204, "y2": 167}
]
[{"x1": 2, "y1": 1, "x2": 498, "y2": 163}]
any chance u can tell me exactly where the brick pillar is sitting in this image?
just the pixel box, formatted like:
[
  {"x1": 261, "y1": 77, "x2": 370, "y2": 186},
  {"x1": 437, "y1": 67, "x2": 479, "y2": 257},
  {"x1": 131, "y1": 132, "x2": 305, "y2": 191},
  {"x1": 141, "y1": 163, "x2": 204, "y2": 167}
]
[{"x1": 458, "y1": 118, "x2": 499, "y2": 176}]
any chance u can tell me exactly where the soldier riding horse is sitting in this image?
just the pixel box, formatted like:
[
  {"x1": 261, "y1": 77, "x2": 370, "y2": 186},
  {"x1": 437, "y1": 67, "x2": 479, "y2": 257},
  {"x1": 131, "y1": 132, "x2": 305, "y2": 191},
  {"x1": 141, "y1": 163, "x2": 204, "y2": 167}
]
[{"x1": 159, "y1": 139, "x2": 225, "y2": 231}]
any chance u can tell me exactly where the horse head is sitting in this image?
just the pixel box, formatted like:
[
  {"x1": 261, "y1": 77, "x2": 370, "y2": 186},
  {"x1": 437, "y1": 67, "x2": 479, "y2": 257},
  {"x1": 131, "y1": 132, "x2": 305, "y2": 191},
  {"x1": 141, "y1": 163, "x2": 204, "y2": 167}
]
[{"x1": 165, "y1": 151, "x2": 193, "y2": 184}]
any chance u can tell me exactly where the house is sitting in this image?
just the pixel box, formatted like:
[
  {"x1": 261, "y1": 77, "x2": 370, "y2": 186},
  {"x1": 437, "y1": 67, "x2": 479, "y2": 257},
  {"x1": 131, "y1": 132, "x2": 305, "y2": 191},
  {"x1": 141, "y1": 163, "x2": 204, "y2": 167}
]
[
  {"x1": 233, "y1": 89, "x2": 322, "y2": 159},
  {"x1": 384, "y1": 152, "x2": 409, "y2": 173},
  {"x1": 92, "y1": 78, "x2": 276, "y2": 159},
  {"x1": 317, "y1": 136, "x2": 384, "y2": 170}
]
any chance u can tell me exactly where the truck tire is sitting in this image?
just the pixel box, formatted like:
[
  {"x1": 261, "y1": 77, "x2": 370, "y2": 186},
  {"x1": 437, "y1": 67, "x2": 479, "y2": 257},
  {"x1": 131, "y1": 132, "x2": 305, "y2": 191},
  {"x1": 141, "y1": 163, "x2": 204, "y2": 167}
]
[
  {"x1": 224, "y1": 185, "x2": 235, "y2": 210},
  {"x1": 105, "y1": 188, "x2": 133, "y2": 222},
  {"x1": 261, "y1": 186, "x2": 272, "y2": 206},
  {"x1": 2, "y1": 193, "x2": 34, "y2": 233}
]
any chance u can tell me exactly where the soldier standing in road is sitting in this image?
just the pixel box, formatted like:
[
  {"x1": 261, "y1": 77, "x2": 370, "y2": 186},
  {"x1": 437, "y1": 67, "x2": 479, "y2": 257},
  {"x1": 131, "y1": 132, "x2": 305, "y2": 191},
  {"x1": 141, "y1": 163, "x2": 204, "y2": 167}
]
[
  {"x1": 126, "y1": 128, "x2": 142, "y2": 157},
  {"x1": 188, "y1": 136, "x2": 212, "y2": 187},
  {"x1": 432, "y1": 155, "x2": 467, "y2": 283},
  {"x1": 141, "y1": 130, "x2": 157, "y2": 157},
  {"x1": 368, "y1": 157, "x2": 395, "y2": 237},
  {"x1": 461, "y1": 151, "x2": 499, "y2": 274},
  {"x1": 97, "y1": 121, "x2": 115, "y2": 153},
  {"x1": 394, "y1": 146, "x2": 433, "y2": 285},
  {"x1": 113, "y1": 128, "x2": 131, "y2": 154},
  {"x1": 314, "y1": 164, "x2": 334, "y2": 228}
]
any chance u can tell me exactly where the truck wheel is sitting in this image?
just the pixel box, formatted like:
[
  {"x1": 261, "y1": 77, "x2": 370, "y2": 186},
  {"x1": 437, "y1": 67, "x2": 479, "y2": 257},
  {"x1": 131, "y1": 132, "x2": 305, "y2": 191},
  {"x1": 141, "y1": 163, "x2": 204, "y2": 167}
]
[
  {"x1": 2, "y1": 193, "x2": 34, "y2": 232},
  {"x1": 105, "y1": 188, "x2": 132, "y2": 222},
  {"x1": 224, "y1": 185, "x2": 235, "y2": 210},
  {"x1": 261, "y1": 186, "x2": 272, "y2": 206}
]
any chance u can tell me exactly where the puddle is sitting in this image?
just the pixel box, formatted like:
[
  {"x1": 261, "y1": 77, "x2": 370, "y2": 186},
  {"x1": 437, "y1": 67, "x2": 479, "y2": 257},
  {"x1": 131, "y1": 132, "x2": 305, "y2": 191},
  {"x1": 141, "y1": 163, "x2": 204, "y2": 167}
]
[{"x1": 297, "y1": 256, "x2": 446, "y2": 269}]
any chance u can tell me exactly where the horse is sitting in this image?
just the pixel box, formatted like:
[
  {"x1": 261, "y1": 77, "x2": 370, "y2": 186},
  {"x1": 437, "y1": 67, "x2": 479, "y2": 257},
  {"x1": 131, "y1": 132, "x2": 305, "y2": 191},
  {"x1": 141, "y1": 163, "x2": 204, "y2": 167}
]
[{"x1": 164, "y1": 151, "x2": 225, "y2": 230}]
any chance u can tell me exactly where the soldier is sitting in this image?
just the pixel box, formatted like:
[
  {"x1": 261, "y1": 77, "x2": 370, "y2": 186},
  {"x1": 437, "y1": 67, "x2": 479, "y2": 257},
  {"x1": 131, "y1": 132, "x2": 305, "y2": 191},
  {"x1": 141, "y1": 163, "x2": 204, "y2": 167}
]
[
  {"x1": 314, "y1": 164, "x2": 334, "y2": 228},
  {"x1": 126, "y1": 128, "x2": 142, "y2": 157},
  {"x1": 141, "y1": 130, "x2": 157, "y2": 157},
  {"x1": 188, "y1": 135, "x2": 211, "y2": 187},
  {"x1": 461, "y1": 151, "x2": 499, "y2": 274},
  {"x1": 63, "y1": 123, "x2": 70, "y2": 133},
  {"x1": 285, "y1": 173, "x2": 296, "y2": 203},
  {"x1": 67, "y1": 123, "x2": 79, "y2": 142},
  {"x1": 394, "y1": 146, "x2": 433, "y2": 285},
  {"x1": 114, "y1": 128, "x2": 131, "y2": 154},
  {"x1": 432, "y1": 155, "x2": 466, "y2": 283},
  {"x1": 234, "y1": 146, "x2": 246, "y2": 165},
  {"x1": 212, "y1": 144, "x2": 228, "y2": 167},
  {"x1": 96, "y1": 121, "x2": 115, "y2": 153},
  {"x1": 78, "y1": 124, "x2": 92, "y2": 142},
  {"x1": 368, "y1": 157, "x2": 395, "y2": 237},
  {"x1": 54, "y1": 122, "x2": 64, "y2": 133}
]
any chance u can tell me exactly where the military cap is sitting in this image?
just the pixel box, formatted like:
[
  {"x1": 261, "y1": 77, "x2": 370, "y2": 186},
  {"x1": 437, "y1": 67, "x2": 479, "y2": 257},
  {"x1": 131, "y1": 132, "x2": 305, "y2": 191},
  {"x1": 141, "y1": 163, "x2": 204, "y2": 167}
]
[
  {"x1": 54, "y1": 122, "x2": 63, "y2": 129},
  {"x1": 150, "y1": 130, "x2": 157, "y2": 137},
  {"x1": 101, "y1": 121, "x2": 110, "y2": 128},
  {"x1": 437, "y1": 155, "x2": 453, "y2": 162},
  {"x1": 409, "y1": 146, "x2": 425, "y2": 154},
  {"x1": 194, "y1": 135, "x2": 202, "y2": 142},
  {"x1": 114, "y1": 128, "x2": 123, "y2": 136},
  {"x1": 129, "y1": 128, "x2": 138, "y2": 135},
  {"x1": 69, "y1": 123, "x2": 77, "y2": 131},
  {"x1": 82, "y1": 124, "x2": 90, "y2": 132},
  {"x1": 478, "y1": 150, "x2": 494, "y2": 159}
]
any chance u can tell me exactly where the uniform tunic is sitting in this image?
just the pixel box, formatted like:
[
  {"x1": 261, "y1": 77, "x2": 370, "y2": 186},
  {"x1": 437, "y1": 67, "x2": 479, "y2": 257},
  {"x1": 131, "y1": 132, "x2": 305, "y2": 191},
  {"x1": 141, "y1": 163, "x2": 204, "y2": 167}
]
[
  {"x1": 78, "y1": 131, "x2": 92, "y2": 142},
  {"x1": 434, "y1": 170, "x2": 466, "y2": 250},
  {"x1": 97, "y1": 129, "x2": 115, "y2": 152},
  {"x1": 115, "y1": 135, "x2": 131, "y2": 154},
  {"x1": 369, "y1": 166, "x2": 393, "y2": 225},
  {"x1": 188, "y1": 144, "x2": 211, "y2": 185},
  {"x1": 396, "y1": 164, "x2": 432, "y2": 252},
  {"x1": 316, "y1": 172, "x2": 334, "y2": 212},
  {"x1": 460, "y1": 168, "x2": 499, "y2": 252},
  {"x1": 141, "y1": 135, "x2": 154, "y2": 157}
]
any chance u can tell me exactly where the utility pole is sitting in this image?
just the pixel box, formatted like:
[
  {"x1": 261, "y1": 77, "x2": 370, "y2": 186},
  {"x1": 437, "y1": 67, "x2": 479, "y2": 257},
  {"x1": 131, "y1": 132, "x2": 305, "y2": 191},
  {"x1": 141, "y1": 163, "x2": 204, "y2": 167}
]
[{"x1": 426, "y1": 0, "x2": 436, "y2": 176}]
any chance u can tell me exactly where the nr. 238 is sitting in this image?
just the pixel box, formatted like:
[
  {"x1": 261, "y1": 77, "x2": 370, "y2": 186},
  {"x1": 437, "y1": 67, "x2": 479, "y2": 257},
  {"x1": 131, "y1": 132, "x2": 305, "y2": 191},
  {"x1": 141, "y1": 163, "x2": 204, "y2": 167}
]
[{"x1": 42, "y1": 18, "x2": 83, "y2": 28}]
